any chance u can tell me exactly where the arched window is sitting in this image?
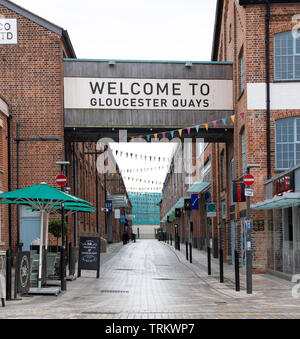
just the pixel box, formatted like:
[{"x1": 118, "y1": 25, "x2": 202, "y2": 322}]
[
  {"x1": 274, "y1": 31, "x2": 300, "y2": 81},
  {"x1": 241, "y1": 128, "x2": 246, "y2": 175},
  {"x1": 275, "y1": 117, "x2": 300, "y2": 169}
]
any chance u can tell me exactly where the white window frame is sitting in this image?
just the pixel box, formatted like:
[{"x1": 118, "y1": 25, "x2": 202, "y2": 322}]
[{"x1": 275, "y1": 117, "x2": 300, "y2": 170}]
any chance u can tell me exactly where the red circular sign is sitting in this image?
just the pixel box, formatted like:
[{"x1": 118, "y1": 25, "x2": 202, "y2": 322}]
[
  {"x1": 243, "y1": 174, "x2": 255, "y2": 186},
  {"x1": 56, "y1": 174, "x2": 67, "y2": 186}
]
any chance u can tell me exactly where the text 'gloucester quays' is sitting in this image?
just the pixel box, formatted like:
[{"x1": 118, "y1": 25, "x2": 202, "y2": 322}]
[{"x1": 89, "y1": 80, "x2": 209, "y2": 109}]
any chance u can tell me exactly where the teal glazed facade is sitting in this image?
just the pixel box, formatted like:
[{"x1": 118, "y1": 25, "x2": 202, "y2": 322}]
[{"x1": 129, "y1": 193, "x2": 161, "y2": 225}]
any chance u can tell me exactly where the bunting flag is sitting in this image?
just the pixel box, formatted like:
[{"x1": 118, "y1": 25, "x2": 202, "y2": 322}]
[{"x1": 121, "y1": 113, "x2": 238, "y2": 142}]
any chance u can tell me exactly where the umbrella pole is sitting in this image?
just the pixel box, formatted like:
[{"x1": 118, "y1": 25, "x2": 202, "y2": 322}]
[
  {"x1": 38, "y1": 210, "x2": 44, "y2": 289},
  {"x1": 45, "y1": 213, "x2": 49, "y2": 250}
]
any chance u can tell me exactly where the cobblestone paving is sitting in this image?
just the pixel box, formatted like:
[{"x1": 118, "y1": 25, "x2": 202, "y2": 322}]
[{"x1": 0, "y1": 240, "x2": 299, "y2": 319}]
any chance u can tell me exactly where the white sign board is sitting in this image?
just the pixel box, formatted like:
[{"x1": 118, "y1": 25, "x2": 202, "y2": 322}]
[
  {"x1": 245, "y1": 188, "x2": 254, "y2": 197},
  {"x1": 114, "y1": 209, "x2": 120, "y2": 219},
  {"x1": 0, "y1": 18, "x2": 18, "y2": 45},
  {"x1": 64, "y1": 77, "x2": 233, "y2": 110}
]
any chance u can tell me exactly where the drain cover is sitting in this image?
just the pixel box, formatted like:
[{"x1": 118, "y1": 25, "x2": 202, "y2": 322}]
[
  {"x1": 101, "y1": 290, "x2": 129, "y2": 294},
  {"x1": 152, "y1": 278, "x2": 175, "y2": 281},
  {"x1": 115, "y1": 268, "x2": 134, "y2": 271}
]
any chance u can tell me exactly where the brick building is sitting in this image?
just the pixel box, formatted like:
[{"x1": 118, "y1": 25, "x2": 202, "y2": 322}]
[
  {"x1": 0, "y1": 0, "x2": 131, "y2": 259},
  {"x1": 161, "y1": 0, "x2": 300, "y2": 280}
]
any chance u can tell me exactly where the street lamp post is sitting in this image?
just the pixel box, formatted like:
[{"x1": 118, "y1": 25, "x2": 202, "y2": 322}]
[
  {"x1": 56, "y1": 161, "x2": 70, "y2": 292},
  {"x1": 246, "y1": 164, "x2": 261, "y2": 295}
]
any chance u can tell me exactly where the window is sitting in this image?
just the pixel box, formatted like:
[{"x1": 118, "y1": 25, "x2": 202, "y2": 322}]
[
  {"x1": 275, "y1": 117, "x2": 300, "y2": 169},
  {"x1": 274, "y1": 31, "x2": 300, "y2": 81},
  {"x1": 240, "y1": 50, "x2": 245, "y2": 94},
  {"x1": 241, "y1": 129, "x2": 246, "y2": 175}
]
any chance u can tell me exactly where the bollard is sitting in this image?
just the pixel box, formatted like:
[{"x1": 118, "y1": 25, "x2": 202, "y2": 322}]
[
  {"x1": 189, "y1": 243, "x2": 192, "y2": 263},
  {"x1": 170, "y1": 234, "x2": 172, "y2": 246},
  {"x1": 6, "y1": 248, "x2": 12, "y2": 301},
  {"x1": 186, "y1": 242, "x2": 189, "y2": 261},
  {"x1": 219, "y1": 249, "x2": 224, "y2": 283},
  {"x1": 235, "y1": 250, "x2": 240, "y2": 292},
  {"x1": 178, "y1": 236, "x2": 180, "y2": 251},
  {"x1": 207, "y1": 247, "x2": 211, "y2": 276}
]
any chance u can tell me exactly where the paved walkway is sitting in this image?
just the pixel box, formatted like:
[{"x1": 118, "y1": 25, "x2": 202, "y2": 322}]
[{"x1": 0, "y1": 239, "x2": 299, "y2": 319}]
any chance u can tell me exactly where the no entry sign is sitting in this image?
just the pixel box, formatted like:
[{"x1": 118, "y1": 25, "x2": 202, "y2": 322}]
[
  {"x1": 56, "y1": 174, "x2": 67, "y2": 186},
  {"x1": 244, "y1": 174, "x2": 254, "y2": 186}
]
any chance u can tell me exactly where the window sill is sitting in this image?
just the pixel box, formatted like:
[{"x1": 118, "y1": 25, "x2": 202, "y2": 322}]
[{"x1": 273, "y1": 80, "x2": 300, "y2": 83}]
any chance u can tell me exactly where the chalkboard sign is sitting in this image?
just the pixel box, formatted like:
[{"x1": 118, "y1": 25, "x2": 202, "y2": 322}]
[
  {"x1": 78, "y1": 237, "x2": 100, "y2": 278},
  {"x1": 16, "y1": 251, "x2": 30, "y2": 294}
]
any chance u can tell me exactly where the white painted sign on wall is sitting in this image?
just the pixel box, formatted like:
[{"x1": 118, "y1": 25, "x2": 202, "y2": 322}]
[
  {"x1": 64, "y1": 77, "x2": 233, "y2": 110},
  {"x1": 247, "y1": 82, "x2": 300, "y2": 110},
  {"x1": 0, "y1": 18, "x2": 18, "y2": 44}
]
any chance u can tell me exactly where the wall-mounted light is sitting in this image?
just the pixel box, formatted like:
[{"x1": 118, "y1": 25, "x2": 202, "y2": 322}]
[
  {"x1": 185, "y1": 62, "x2": 193, "y2": 68},
  {"x1": 108, "y1": 60, "x2": 116, "y2": 66}
]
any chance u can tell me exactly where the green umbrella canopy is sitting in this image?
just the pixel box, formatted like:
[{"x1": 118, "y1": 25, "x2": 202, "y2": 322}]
[
  {"x1": 0, "y1": 183, "x2": 92, "y2": 209},
  {"x1": 31, "y1": 202, "x2": 95, "y2": 213}
]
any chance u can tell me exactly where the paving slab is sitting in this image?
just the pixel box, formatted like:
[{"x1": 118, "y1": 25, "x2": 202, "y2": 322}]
[{"x1": 0, "y1": 240, "x2": 299, "y2": 319}]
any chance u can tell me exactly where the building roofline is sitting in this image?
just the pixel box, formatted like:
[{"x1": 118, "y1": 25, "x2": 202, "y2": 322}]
[
  {"x1": 211, "y1": 0, "x2": 223, "y2": 62},
  {"x1": 211, "y1": 0, "x2": 300, "y2": 61},
  {"x1": 64, "y1": 58, "x2": 232, "y2": 64},
  {"x1": 0, "y1": 0, "x2": 76, "y2": 58}
]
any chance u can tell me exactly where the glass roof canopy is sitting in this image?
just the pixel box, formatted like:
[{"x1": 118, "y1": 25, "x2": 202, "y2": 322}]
[{"x1": 251, "y1": 193, "x2": 300, "y2": 210}]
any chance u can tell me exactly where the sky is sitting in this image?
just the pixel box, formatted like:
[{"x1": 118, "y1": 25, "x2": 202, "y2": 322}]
[
  {"x1": 10, "y1": 0, "x2": 218, "y2": 192},
  {"x1": 12, "y1": 0, "x2": 217, "y2": 61}
]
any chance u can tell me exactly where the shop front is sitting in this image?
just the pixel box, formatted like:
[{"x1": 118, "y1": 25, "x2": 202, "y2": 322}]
[{"x1": 252, "y1": 166, "x2": 300, "y2": 279}]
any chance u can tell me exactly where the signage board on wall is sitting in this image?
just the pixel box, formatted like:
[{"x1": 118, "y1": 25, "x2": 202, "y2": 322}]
[
  {"x1": 206, "y1": 203, "x2": 216, "y2": 217},
  {"x1": 0, "y1": 18, "x2": 18, "y2": 45},
  {"x1": 233, "y1": 183, "x2": 246, "y2": 202},
  {"x1": 191, "y1": 194, "x2": 199, "y2": 210},
  {"x1": 64, "y1": 78, "x2": 233, "y2": 110}
]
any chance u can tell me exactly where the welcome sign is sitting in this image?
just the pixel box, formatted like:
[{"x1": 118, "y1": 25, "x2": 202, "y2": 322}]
[
  {"x1": 0, "y1": 18, "x2": 18, "y2": 44},
  {"x1": 64, "y1": 77, "x2": 233, "y2": 110}
]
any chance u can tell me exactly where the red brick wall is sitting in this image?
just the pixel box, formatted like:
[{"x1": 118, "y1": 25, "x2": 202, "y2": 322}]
[{"x1": 213, "y1": 1, "x2": 300, "y2": 273}]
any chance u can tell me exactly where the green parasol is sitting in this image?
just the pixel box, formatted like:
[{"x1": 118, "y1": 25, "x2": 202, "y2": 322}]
[{"x1": 0, "y1": 183, "x2": 93, "y2": 290}]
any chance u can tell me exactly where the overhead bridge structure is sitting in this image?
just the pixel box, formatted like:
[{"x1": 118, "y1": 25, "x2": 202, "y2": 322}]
[{"x1": 63, "y1": 59, "x2": 234, "y2": 143}]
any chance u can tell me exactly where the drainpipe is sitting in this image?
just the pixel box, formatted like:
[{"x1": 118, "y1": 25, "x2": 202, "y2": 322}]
[
  {"x1": 266, "y1": 0, "x2": 271, "y2": 179},
  {"x1": 7, "y1": 115, "x2": 12, "y2": 248},
  {"x1": 6, "y1": 115, "x2": 12, "y2": 300}
]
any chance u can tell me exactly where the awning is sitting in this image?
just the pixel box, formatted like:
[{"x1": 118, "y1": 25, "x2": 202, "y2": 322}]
[
  {"x1": 187, "y1": 181, "x2": 210, "y2": 193},
  {"x1": 160, "y1": 196, "x2": 189, "y2": 222},
  {"x1": 251, "y1": 193, "x2": 300, "y2": 210}
]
